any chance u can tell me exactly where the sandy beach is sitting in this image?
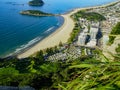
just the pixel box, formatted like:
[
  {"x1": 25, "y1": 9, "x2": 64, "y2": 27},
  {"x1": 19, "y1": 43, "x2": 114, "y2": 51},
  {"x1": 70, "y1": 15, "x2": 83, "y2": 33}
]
[
  {"x1": 17, "y1": 0, "x2": 120, "y2": 59},
  {"x1": 18, "y1": 13, "x2": 75, "y2": 58}
]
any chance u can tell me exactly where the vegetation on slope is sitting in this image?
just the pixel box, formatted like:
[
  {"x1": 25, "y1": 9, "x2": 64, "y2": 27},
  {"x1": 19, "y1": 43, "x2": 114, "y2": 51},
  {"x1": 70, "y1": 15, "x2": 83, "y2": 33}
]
[
  {"x1": 115, "y1": 44, "x2": 120, "y2": 60},
  {"x1": 0, "y1": 50, "x2": 120, "y2": 90},
  {"x1": 74, "y1": 10, "x2": 106, "y2": 21},
  {"x1": 58, "y1": 61, "x2": 120, "y2": 90},
  {"x1": 116, "y1": 44, "x2": 120, "y2": 54},
  {"x1": 109, "y1": 22, "x2": 120, "y2": 44},
  {"x1": 20, "y1": 10, "x2": 53, "y2": 16},
  {"x1": 68, "y1": 22, "x2": 80, "y2": 43},
  {"x1": 29, "y1": 0, "x2": 44, "y2": 6}
]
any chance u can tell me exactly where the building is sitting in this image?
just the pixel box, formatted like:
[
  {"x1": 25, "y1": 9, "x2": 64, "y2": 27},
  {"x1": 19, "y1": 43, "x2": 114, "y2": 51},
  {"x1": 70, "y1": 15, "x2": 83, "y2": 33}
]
[
  {"x1": 86, "y1": 39, "x2": 97, "y2": 47},
  {"x1": 77, "y1": 33, "x2": 87, "y2": 46},
  {"x1": 86, "y1": 25, "x2": 99, "y2": 47},
  {"x1": 90, "y1": 27, "x2": 99, "y2": 40}
]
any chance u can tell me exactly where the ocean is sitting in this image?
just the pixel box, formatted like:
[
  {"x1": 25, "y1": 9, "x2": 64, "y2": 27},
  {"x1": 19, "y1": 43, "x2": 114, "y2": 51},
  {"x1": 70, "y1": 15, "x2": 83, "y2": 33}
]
[{"x1": 0, "y1": 0, "x2": 117, "y2": 57}]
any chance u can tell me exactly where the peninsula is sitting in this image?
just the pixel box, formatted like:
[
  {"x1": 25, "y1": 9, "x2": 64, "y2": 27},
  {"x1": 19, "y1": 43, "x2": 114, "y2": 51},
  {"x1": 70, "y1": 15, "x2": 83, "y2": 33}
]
[
  {"x1": 20, "y1": 10, "x2": 54, "y2": 16},
  {"x1": 28, "y1": 0, "x2": 44, "y2": 6}
]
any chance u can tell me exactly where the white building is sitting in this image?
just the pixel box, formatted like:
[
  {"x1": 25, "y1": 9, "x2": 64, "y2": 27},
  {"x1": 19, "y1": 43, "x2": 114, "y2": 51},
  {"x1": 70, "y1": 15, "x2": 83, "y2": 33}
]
[
  {"x1": 87, "y1": 39, "x2": 97, "y2": 47},
  {"x1": 103, "y1": 35, "x2": 109, "y2": 45},
  {"x1": 77, "y1": 33, "x2": 87, "y2": 46},
  {"x1": 86, "y1": 26, "x2": 99, "y2": 47},
  {"x1": 90, "y1": 27, "x2": 98, "y2": 40}
]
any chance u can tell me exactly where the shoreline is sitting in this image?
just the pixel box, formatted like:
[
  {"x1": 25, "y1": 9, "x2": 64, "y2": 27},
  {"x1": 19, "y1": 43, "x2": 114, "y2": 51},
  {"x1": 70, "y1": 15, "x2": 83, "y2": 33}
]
[
  {"x1": 17, "y1": 0, "x2": 120, "y2": 59},
  {"x1": 18, "y1": 14, "x2": 75, "y2": 58}
]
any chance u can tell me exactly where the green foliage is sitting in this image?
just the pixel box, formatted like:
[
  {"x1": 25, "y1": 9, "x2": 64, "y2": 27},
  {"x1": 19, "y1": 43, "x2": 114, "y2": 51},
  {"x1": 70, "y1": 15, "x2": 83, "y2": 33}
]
[
  {"x1": 15, "y1": 59, "x2": 31, "y2": 73},
  {"x1": 116, "y1": 44, "x2": 120, "y2": 53},
  {"x1": 0, "y1": 67, "x2": 19, "y2": 75},
  {"x1": 0, "y1": 58, "x2": 18, "y2": 68},
  {"x1": 59, "y1": 41, "x2": 63, "y2": 47},
  {"x1": 0, "y1": 67, "x2": 19, "y2": 86},
  {"x1": 30, "y1": 74, "x2": 53, "y2": 89},
  {"x1": 46, "y1": 48, "x2": 54, "y2": 55},
  {"x1": 27, "y1": 60, "x2": 37, "y2": 73},
  {"x1": 36, "y1": 50, "x2": 44, "y2": 61},
  {"x1": 39, "y1": 62, "x2": 60, "y2": 74},
  {"x1": 57, "y1": 61, "x2": 120, "y2": 90},
  {"x1": 75, "y1": 11, "x2": 106, "y2": 21},
  {"x1": 109, "y1": 22, "x2": 120, "y2": 44},
  {"x1": 20, "y1": 10, "x2": 53, "y2": 16},
  {"x1": 111, "y1": 22, "x2": 120, "y2": 35},
  {"x1": 69, "y1": 64, "x2": 94, "y2": 68},
  {"x1": 108, "y1": 36, "x2": 116, "y2": 45},
  {"x1": 0, "y1": 53, "x2": 120, "y2": 90},
  {"x1": 114, "y1": 44, "x2": 120, "y2": 60},
  {"x1": 27, "y1": 10, "x2": 47, "y2": 14},
  {"x1": 68, "y1": 23, "x2": 80, "y2": 43}
]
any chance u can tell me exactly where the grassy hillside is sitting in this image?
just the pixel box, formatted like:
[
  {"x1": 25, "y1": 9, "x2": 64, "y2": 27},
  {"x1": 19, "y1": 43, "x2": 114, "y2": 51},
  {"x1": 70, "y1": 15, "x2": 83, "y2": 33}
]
[
  {"x1": 74, "y1": 10, "x2": 106, "y2": 21},
  {"x1": 0, "y1": 48, "x2": 120, "y2": 90}
]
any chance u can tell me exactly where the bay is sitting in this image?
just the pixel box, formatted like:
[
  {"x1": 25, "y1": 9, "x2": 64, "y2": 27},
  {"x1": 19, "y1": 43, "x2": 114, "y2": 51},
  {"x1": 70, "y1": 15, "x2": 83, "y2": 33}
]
[{"x1": 0, "y1": 0, "x2": 117, "y2": 57}]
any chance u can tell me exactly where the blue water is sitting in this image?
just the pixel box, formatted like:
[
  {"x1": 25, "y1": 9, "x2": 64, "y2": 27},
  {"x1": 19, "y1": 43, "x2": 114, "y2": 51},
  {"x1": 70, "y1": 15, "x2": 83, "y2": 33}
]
[{"x1": 0, "y1": 0, "x2": 117, "y2": 57}]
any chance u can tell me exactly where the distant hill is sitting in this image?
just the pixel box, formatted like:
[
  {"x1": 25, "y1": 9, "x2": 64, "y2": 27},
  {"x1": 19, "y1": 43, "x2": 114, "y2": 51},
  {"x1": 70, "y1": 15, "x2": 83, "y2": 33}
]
[{"x1": 28, "y1": 0, "x2": 44, "y2": 6}]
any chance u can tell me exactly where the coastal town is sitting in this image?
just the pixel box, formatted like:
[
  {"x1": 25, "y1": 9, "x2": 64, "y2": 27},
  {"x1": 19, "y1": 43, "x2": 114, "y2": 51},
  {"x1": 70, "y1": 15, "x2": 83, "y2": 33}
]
[
  {"x1": 45, "y1": 1, "x2": 120, "y2": 62},
  {"x1": 17, "y1": 0, "x2": 120, "y2": 61},
  {"x1": 0, "y1": 0, "x2": 120, "y2": 90}
]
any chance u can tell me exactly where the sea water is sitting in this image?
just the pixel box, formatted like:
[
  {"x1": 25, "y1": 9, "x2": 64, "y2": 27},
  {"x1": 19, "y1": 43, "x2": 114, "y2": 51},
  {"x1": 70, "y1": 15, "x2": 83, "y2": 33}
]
[{"x1": 0, "y1": 0, "x2": 117, "y2": 57}]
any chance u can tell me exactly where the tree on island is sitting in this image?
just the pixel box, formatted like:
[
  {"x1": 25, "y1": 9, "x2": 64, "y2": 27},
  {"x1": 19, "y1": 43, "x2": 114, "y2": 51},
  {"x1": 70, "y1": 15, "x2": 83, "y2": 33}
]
[
  {"x1": 20, "y1": 10, "x2": 53, "y2": 17},
  {"x1": 59, "y1": 41, "x2": 63, "y2": 47},
  {"x1": 29, "y1": 0, "x2": 44, "y2": 6}
]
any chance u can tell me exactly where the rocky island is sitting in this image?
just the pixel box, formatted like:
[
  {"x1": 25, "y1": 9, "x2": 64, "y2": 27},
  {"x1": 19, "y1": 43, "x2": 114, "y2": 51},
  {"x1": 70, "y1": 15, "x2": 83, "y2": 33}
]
[
  {"x1": 28, "y1": 0, "x2": 44, "y2": 6},
  {"x1": 20, "y1": 10, "x2": 54, "y2": 16}
]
